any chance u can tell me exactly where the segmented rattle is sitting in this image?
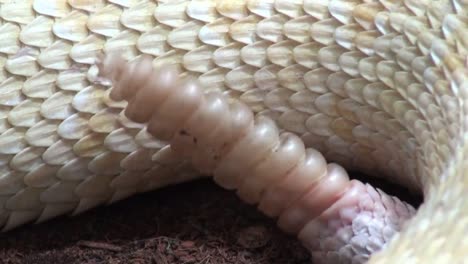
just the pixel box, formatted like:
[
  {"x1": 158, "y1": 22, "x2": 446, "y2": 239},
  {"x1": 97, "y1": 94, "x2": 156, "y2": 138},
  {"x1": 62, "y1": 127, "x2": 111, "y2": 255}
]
[{"x1": 97, "y1": 53, "x2": 416, "y2": 263}]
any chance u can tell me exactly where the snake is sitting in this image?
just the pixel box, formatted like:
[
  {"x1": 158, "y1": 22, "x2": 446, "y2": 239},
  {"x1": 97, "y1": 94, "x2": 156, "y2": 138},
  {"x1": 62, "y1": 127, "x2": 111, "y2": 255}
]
[{"x1": 0, "y1": 0, "x2": 466, "y2": 263}]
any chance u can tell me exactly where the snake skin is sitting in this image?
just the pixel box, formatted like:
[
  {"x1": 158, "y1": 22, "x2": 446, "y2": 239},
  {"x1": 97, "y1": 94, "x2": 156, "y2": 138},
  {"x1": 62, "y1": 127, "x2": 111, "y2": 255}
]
[{"x1": 0, "y1": 0, "x2": 467, "y2": 263}]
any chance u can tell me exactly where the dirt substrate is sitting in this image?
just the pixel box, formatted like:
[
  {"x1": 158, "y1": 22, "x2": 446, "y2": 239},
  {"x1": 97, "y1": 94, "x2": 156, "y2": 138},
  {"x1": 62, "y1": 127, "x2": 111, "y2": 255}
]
[{"x1": 0, "y1": 175, "x2": 421, "y2": 264}]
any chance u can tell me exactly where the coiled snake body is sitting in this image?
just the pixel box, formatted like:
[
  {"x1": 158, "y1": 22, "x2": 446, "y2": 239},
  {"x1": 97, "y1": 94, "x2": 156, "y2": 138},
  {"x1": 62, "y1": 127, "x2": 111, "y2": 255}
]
[{"x1": 0, "y1": 0, "x2": 467, "y2": 263}]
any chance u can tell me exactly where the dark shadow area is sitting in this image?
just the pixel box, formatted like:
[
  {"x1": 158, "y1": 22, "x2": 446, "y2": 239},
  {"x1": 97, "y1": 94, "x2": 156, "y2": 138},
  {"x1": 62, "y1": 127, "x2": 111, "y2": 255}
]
[{"x1": 350, "y1": 171, "x2": 424, "y2": 208}]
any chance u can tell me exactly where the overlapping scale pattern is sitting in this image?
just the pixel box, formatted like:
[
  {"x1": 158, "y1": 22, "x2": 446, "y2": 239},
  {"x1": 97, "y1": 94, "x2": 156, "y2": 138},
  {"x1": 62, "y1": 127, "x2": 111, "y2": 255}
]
[{"x1": 0, "y1": 0, "x2": 467, "y2": 263}]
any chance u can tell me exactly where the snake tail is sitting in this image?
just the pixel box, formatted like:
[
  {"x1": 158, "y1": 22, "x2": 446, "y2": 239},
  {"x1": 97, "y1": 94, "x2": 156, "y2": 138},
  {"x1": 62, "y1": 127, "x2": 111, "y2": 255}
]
[{"x1": 98, "y1": 53, "x2": 416, "y2": 263}]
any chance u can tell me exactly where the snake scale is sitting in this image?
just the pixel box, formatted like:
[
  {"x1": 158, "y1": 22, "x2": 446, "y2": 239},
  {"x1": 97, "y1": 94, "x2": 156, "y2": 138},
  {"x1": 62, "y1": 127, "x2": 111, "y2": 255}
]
[{"x1": 0, "y1": 0, "x2": 467, "y2": 263}]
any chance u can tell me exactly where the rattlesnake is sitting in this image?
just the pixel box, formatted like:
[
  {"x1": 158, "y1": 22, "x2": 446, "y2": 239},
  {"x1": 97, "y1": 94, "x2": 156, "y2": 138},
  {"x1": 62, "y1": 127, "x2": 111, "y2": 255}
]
[{"x1": 0, "y1": 0, "x2": 466, "y2": 263}]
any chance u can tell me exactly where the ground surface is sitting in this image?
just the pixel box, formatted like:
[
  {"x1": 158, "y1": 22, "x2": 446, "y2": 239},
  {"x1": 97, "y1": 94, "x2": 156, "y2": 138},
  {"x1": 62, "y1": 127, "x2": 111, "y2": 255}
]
[{"x1": 0, "y1": 175, "x2": 421, "y2": 264}]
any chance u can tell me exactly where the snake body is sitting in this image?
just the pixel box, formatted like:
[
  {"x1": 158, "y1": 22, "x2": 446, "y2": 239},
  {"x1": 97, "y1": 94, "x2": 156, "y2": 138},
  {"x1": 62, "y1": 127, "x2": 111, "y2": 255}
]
[
  {"x1": 0, "y1": 0, "x2": 467, "y2": 263},
  {"x1": 98, "y1": 52, "x2": 417, "y2": 263}
]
